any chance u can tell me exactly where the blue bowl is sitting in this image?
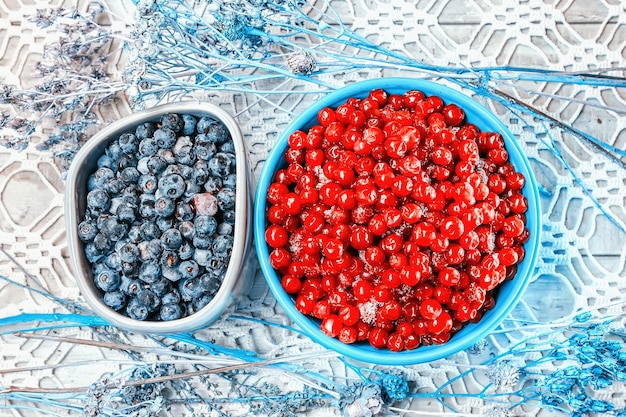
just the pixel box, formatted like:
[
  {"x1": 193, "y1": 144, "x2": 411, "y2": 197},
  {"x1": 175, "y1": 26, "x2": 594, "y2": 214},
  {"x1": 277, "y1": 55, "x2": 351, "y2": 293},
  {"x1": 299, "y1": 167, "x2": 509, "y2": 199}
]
[{"x1": 254, "y1": 78, "x2": 541, "y2": 365}]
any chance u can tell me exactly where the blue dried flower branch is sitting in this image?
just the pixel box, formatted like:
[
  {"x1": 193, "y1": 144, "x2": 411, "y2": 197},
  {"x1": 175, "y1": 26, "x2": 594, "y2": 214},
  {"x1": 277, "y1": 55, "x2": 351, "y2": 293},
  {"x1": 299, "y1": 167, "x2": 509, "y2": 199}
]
[{"x1": 0, "y1": 5, "x2": 126, "y2": 171}]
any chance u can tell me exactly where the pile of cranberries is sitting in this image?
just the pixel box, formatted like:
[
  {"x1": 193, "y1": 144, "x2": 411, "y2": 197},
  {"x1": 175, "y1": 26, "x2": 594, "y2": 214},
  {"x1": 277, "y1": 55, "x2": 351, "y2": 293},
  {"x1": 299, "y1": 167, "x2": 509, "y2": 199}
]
[{"x1": 264, "y1": 88, "x2": 530, "y2": 352}]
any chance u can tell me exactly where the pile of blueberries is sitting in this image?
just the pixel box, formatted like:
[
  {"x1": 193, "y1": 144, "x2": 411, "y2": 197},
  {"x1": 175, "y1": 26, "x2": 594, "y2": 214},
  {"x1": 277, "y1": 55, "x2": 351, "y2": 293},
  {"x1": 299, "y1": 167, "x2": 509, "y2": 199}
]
[{"x1": 78, "y1": 113, "x2": 238, "y2": 321}]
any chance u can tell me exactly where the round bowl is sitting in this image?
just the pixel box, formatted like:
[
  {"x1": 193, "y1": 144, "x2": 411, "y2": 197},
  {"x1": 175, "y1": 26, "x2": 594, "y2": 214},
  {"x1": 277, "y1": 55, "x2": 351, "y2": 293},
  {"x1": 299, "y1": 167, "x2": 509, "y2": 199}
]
[
  {"x1": 65, "y1": 101, "x2": 252, "y2": 333},
  {"x1": 254, "y1": 78, "x2": 541, "y2": 365}
]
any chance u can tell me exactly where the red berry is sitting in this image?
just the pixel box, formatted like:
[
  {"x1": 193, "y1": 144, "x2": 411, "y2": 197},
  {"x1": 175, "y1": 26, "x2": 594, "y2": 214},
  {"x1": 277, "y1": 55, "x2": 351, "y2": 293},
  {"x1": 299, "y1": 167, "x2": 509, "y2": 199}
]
[
  {"x1": 269, "y1": 248, "x2": 291, "y2": 269},
  {"x1": 265, "y1": 224, "x2": 289, "y2": 248},
  {"x1": 317, "y1": 107, "x2": 336, "y2": 126},
  {"x1": 338, "y1": 326, "x2": 358, "y2": 344},
  {"x1": 338, "y1": 305, "x2": 361, "y2": 326},
  {"x1": 368, "y1": 327, "x2": 389, "y2": 349},
  {"x1": 428, "y1": 311, "x2": 453, "y2": 335},
  {"x1": 442, "y1": 103, "x2": 465, "y2": 126},
  {"x1": 321, "y1": 314, "x2": 342, "y2": 337},
  {"x1": 420, "y1": 299, "x2": 443, "y2": 320}
]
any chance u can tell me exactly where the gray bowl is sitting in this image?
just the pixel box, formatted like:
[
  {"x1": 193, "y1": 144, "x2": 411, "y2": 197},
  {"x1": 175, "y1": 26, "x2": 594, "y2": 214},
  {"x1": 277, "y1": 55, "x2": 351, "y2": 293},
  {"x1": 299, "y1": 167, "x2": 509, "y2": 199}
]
[{"x1": 65, "y1": 101, "x2": 252, "y2": 333}]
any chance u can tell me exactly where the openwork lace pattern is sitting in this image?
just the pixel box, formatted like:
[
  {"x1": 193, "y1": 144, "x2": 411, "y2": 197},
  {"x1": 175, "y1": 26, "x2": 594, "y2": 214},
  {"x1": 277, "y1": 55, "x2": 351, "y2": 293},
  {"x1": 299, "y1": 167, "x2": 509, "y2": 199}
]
[{"x1": 0, "y1": 0, "x2": 625, "y2": 416}]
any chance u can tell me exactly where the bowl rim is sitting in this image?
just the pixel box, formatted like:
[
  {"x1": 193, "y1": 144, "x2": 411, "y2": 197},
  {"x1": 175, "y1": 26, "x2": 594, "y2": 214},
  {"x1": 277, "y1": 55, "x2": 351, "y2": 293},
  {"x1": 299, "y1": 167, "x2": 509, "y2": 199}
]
[
  {"x1": 65, "y1": 101, "x2": 249, "y2": 333},
  {"x1": 254, "y1": 77, "x2": 542, "y2": 365}
]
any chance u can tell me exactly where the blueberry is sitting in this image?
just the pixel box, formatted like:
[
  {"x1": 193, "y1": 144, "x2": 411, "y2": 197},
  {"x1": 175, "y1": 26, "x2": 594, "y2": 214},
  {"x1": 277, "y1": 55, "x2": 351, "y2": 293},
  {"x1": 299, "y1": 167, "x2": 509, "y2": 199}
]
[
  {"x1": 194, "y1": 215, "x2": 217, "y2": 236},
  {"x1": 138, "y1": 239, "x2": 163, "y2": 261},
  {"x1": 181, "y1": 114, "x2": 197, "y2": 135},
  {"x1": 146, "y1": 155, "x2": 167, "y2": 175},
  {"x1": 222, "y1": 173, "x2": 237, "y2": 190},
  {"x1": 118, "y1": 241, "x2": 139, "y2": 263},
  {"x1": 103, "y1": 290, "x2": 127, "y2": 311},
  {"x1": 219, "y1": 139, "x2": 236, "y2": 154},
  {"x1": 138, "y1": 194, "x2": 157, "y2": 219},
  {"x1": 178, "y1": 240, "x2": 194, "y2": 261},
  {"x1": 207, "y1": 153, "x2": 232, "y2": 177},
  {"x1": 88, "y1": 167, "x2": 115, "y2": 190},
  {"x1": 192, "y1": 294, "x2": 214, "y2": 312},
  {"x1": 162, "y1": 266, "x2": 182, "y2": 282},
  {"x1": 161, "y1": 113, "x2": 184, "y2": 132},
  {"x1": 121, "y1": 261, "x2": 139, "y2": 278},
  {"x1": 197, "y1": 117, "x2": 229, "y2": 143},
  {"x1": 206, "y1": 256, "x2": 228, "y2": 275},
  {"x1": 212, "y1": 235, "x2": 233, "y2": 257},
  {"x1": 162, "y1": 164, "x2": 181, "y2": 177},
  {"x1": 154, "y1": 127, "x2": 177, "y2": 148},
  {"x1": 106, "y1": 141, "x2": 124, "y2": 161},
  {"x1": 136, "y1": 157, "x2": 150, "y2": 174},
  {"x1": 86, "y1": 189, "x2": 111, "y2": 213},
  {"x1": 120, "y1": 166, "x2": 141, "y2": 184},
  {"x1": 199, "y1": 272, "x2": 221, "y2": 294},
  {"x1": 138, "y1": 261, "x2": 160, "y2": 284},
  {"x1": 135, "y1": 122, "x2": 157, "y2": 139},
  {"x1": 84, "y1": 243, "x2": 104, "y2": 263},
  {"x1": 175, "y1": 203, "x2": 194, "y2": 222},
  {"x1": 179, "y1": 165, "x2": 194, "y2": 180},
  {"x1": 99, "y1": 216, "x2": 128, "y2": 242},
  {"x1": 128, "y1": 224, "x2": 141, "y2": 242},
  {"x1": 137, "y1": 288, "x2": 160, "y2": 312},
  {"x1": 138, "y1": 137, "x2": 158, "y2": 156},
  {"x1": 121, "y1": 185, "x2": 140, "y2": 205},
  {"x1": 120, "y1": 276, "x2": 142, "y2": 296},
  {"x1": 196, "y1": 117, "x2": 216, "y2": 135},
  {"x1": 161, "y1": 228, "x2": 183, "y2": 250},
  {"x1": 126, "y1": 298, "x2": 149, "y2": 320},
  {"x1": 192, "y1": 248, "x2": 210, "y2": 266},
  {"x1": 174, "y1": 144, "x2": 195, "y2": 166},
  {"x1": 203, "y1": 176, "x2": 222, "y2": 194},
  {"x1": 139, "y1": 174, "x2": 158, "y2": 194},
  {"x1": 194, "y1": 142, "x2": 217, "y2": 161},
  {"x1": 191, "y1": 161, "x2": 209, "y2": 186},
  {"x1": 94, "y1": 268, "x2": 121, "y2": 292},
  {"x1": 178, "y1": 277, "x2": 202, "y2": 301},
  {"x1": 158, "y1": 173, "x2": 185, "y2": 199},
  {"x1": 117, "y1": 154, "x2": 138, "y2": 171},
  {"x1": 103, "y1": 177, "x2": 124, "y2": 196},
  {"x1": 78, "y1": 219, "x2": 98, "y2": 242},
  {"x1": 216, "y1": 188, "x2": 236, "y2": 211},
  {"x1": 161, "y1": 249, "x2": 179, "y2": 267},
  {"x1": 160, "y1": 302, "x2": 183, "y2": 321},
  {"x1": 192, "y1": 234, "x2": 212, "y2": 249},
  {"x1": 178, "y1": 221, "x2": 195, "y2": 240},
  {"x1": 155, "y1": 216, "x2": 175, "y2": 233},
  {"x1": 104, "y1": 252, "x2": 123, "y2": 271},
  {"x1": 161, "y1": 289, "x2": 181, "y2": 305},
  {"x1": 221, "y1": 210, "x2": 236, "y2": 225},
  {"x1": 97, "y1": 153, "x2": 115, "y2": 171},
  {"x1": 139, "y1": 221, "x2": 160, "y2": 240},
  {"x1": 155, "y1": 197, "x2": 175, "y2": 218},
  {"x1": 116, "y1": 202, "x2": 137, "y2": 223},
  {"x1": 217, "y1": 222, "x2": 233, "y2": 236},
  {"x1": 118, "y1": 132, "x2": 138, "y2": 154},
  {"x1": 157, "y1": 148, "x2": 176, "y2": 164},
  {"x1": 178, "y1": 259, "x2": 200, "y2": 279},
  {"x1": 184, "y1": 181, "x2": 202, "y2": 199},
  {"x1": 151, "y1": 277, "x2": 172, "y2": 296},
  {"x1": 93, "y1": 233, "x2": 112, "y2": 252}
]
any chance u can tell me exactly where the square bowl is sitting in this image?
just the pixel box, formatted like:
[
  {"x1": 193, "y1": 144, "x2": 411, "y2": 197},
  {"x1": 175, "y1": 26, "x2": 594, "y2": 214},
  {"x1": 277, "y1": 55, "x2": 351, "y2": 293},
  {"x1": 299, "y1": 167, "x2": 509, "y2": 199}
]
[{"x1": 65, "y1": 101, "x2": 252, "y2": 333}]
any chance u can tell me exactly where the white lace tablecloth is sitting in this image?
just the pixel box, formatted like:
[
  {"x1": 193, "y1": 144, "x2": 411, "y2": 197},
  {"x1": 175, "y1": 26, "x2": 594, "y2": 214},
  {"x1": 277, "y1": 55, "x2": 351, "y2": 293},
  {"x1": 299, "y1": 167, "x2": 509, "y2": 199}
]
[{"x1": 1, "y1": 0, "x2": 626, "y2": 416}]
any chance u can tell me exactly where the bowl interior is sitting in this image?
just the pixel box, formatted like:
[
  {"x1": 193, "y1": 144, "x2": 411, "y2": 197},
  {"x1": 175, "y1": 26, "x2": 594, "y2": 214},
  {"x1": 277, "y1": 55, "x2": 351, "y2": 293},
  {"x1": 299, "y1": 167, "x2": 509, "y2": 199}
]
[
  {"x1": 65, "y1": 101, "x2": 250, "y2": 333},
  {"x1": 254, "y1": 78, "x2": 541, "y2": 365}
]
